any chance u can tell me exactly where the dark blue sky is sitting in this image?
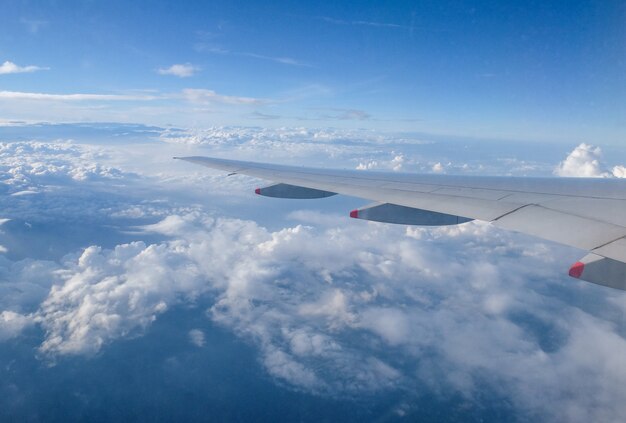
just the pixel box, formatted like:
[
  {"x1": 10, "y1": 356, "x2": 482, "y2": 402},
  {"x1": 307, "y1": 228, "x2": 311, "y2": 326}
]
[{"x1": 0, "y1": 0, "x2": 624, "y2": 142}]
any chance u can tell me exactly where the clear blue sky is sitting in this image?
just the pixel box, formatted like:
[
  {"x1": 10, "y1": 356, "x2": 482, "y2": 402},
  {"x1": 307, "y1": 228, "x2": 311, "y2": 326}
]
[{"x1": 1, "y1": 0, "x2": 624, "y2": 143}]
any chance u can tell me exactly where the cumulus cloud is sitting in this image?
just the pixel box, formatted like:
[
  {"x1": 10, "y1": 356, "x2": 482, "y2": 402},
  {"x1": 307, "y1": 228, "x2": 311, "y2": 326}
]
[
  {"x1": 157, "y1": 63, "x2": 199, "y2": 78},
  {"x1": 0, "y1": 141, "x2": 129, "y2": 192},
  {"x1": 554, "y1": 143, "x2": 626, "y2": 178},
  {"x1": 432, "y1": 162, "x2": 444, "y2": 173},
  {"x1": 0, "y1": 61, "x2": 48, "y2": 75},
  {"x1": 2, "y1": 204, "x2": 618, "y2": 421},
  {"x1": 611, "y1": 165, "x2": 626, "y2": 178},
  {"x1": 356, "y1": 154, "x2": 407, "y2": 172},
  {"x1": 554, "y1": 143, "x2": 608, "y2": 177},
  {"x1": 29, "y1": 216, "x2": 444, "y2": 392},
  {"x1": 36, "y1": 242, "x2": 202, "y2": 355}
]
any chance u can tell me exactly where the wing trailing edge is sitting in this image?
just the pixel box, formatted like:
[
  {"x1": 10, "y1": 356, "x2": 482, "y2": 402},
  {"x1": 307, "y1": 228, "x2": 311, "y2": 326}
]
[{"x1": 176, "y1": 156, "x2": 626, "y2": 290}]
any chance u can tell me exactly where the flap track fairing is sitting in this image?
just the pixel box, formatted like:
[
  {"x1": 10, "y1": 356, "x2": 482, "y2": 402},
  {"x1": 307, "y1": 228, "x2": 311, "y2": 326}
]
[
  {"x1": 255, "y1": 183, "x2": 337, "y2": 199},
  {"x1": 569, "y1": 253, "x2": 626, "y2": 290},
  {"x1": 350, "y1": 202, "x2": 473, "y2": 226}
]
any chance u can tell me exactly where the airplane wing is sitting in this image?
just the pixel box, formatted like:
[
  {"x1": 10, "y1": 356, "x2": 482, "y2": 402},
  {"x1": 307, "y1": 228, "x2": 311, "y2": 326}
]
[{"x1": 176, "y1": 156, "x2": 626, "y2": 291}]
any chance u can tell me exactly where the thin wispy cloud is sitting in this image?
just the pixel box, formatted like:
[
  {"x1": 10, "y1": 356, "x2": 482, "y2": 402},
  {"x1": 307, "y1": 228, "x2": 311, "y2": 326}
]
[
  {"x1": 157, "y1": 63, "x2": 199, "y2": 78},
  {"x1": 20, "y1": 18, "x2": 48, "y2": 34},
  {"x1": 0, "y1": 89, "x2": 267, "y2": 106},
  {"x1": 318, "y1": 16, "x2": 406, "y2": 29},
  {"x1": 249, "y1": 108, "x2": 372, "y2": 123},
  {"x1": 181, "y1": 88, "x2": 267, "y2": 105},
  {"x1": 196, "y1": 43, "x2": 309, "y2": 67},
  {"x1": 298, "y1": 107, "x2": 372, "y2": 122},
  {"x1": 0, "y1": 61, "x2": 49, "y2": 75},
  {"x1": 0, "y1": 91, "x2": 158, "y2": 101},
  {"x1": 0, "y1": 89, "x2": 272, "y2": 124},
  {"x1": 279, "y1": 84, "x2": 334, "y2": 102},
  {"x1": 326, "y1": 108, "x2": 371, "y2": 121},
  {"x1": 238, "y1": 52, "x2": 310, "y2": 67},
  {"x1": 249, "y1": 111, "x2": 281, "y2": 120}
]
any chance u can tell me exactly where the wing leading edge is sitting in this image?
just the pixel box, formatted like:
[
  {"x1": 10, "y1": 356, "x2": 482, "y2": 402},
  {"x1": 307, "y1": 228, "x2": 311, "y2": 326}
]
[{"x1": 176, "y1": 156, "x2": 626, "y2": 290}]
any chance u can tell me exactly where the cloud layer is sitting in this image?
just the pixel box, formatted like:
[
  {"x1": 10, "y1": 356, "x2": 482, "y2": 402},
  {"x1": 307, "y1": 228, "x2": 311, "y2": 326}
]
[
  {"x1": 0, "y1": 126, "x2": 624, "y2": 421},
  {"x1": 11, "y1": 210, "x2": 625, "y2": 422}
]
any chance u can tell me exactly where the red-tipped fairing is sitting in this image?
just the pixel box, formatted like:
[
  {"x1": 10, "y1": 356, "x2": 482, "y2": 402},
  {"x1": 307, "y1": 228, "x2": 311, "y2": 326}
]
[{"x1": 568, "y1": 261, "x2": 585, "y2": 279}]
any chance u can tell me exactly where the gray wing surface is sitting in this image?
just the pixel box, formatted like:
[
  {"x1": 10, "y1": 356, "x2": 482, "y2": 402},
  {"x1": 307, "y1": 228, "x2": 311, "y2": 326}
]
[{"x1": 176, "y1": 156, "x2": 626, "y2": 290}]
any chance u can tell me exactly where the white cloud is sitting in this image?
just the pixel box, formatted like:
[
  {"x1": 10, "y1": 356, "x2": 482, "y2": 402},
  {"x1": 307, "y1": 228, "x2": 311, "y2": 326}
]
[
  {"x1": 299, "y1": 289, "x2": 355, "y2": 329},
  {"x1": 0, "y1": 88, "x2": 264, "y2": 107},
  {"x1": 358, "y1": 307, "x2": 411, "y2": 346},
  {"x1": 0, "y1": 91, "x2": 157, "y2": 101},
  {"x1": 0, "y1": 61, "x2": 49, "y2": 75},
  {"x1": 181, "y1": 88, "x2": 266, "y2": 105},
  {"x1": 157, "y1": 63, "x2": 199, "y2": 78},
  {"x1": 0, "y1": 90, "x2": 272, "y2": 124},
  {"x1": 390, "y1": 155, "x2": 404, "y2": 171},
  {"x1": 553, "y1": 143, "x2": 626, "y2": 178},
  {"x1": 612, "y1": 165, "x2": 626, "y2": 178},
  {"x1": 554, "y1": 143, "x2": 608, "y2": 177},
  {"x1": 432, "y1": 162, "x2": 444, "y2": 173},
  {"x1": 356, "y1": 160, "x2": 379, "y2": 170},
  {"x1": 36, "y1": 241, "x2": 203, "y2": 355},
  {"x1": 188, "y1": 329, "x2": 205, "y2": 347},
  {"x1": 355, "y1": 153, "x2": 409, "y2": 172},
  {"x1": 0, "y1": 311, "x2": 33, "y2": 341},
  {"x1": 13, "y1": 208, "x2": 621, "y2": 421},
  {"x1": 0, "y1": 141, "x2": 130, "y2": 192}
]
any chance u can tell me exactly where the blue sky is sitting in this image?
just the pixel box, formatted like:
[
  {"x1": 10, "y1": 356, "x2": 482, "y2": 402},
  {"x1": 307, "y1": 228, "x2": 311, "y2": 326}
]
[{"x1": 1, "y1": 0, "x2": 624, "y2": 143}]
